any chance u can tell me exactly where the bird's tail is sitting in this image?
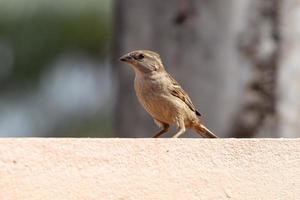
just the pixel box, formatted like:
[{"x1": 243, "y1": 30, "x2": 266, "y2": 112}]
[{"x1": 194, "y1": 123, "x2": 218, "y2": 138}]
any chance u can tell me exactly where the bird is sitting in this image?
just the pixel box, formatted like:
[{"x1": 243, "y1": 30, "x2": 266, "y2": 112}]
[{"x1": 119, "y1": 50, "x2": 218, "y2": 138}]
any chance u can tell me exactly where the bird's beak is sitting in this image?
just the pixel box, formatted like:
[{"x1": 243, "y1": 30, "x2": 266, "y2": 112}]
[{"x1": 119, "y1": 54, "x2": 133, "y2": 62}]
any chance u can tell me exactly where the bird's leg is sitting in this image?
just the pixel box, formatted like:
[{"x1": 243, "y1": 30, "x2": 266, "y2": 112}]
[
  {"x1": 172, "y1": 127, "x2": 186, "y2": 138},
  {"x1": 172, "y1": 120, "x2": 186, "y2": 138},
  {"x1": 152, "y1": 123, "x2": 170, "y2": 138}
]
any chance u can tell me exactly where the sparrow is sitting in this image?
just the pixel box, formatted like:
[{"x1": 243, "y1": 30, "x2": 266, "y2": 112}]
[{"x1": 120, "y1": 50, "x2": 218, "y2": 138}]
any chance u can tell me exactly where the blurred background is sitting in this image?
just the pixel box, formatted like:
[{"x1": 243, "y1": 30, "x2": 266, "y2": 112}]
[{"x1": 0, "y1": 0, "x2": 299, "y2": 137}]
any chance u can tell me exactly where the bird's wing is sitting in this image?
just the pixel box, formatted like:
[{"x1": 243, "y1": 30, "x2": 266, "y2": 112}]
[{"x1": 167, "y1": 74, "x2": 202, "y2": 116}]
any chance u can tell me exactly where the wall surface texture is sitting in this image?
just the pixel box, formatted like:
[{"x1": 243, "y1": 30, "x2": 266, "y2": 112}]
[{"x1": 0, "y1": 139, "x2": 299, "y2": 200}]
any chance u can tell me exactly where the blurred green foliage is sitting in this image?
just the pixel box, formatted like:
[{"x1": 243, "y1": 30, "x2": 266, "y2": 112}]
[
  {"x1": 56, "y1": 114, "x2": 113, "y2": 137},
  {"x1": 0, "y1": 0, "x2": 112, "y2": 89}
]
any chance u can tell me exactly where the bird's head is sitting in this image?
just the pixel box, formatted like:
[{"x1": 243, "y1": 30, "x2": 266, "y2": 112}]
[{"x1": 119, "y1": 50, "x2": 164, "y2": 74}]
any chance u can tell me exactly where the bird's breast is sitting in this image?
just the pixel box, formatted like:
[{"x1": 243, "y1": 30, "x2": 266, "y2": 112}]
[
  {"x1": 134, "y1": 75, "x2": 165, "y2": 106},
  {"x1": 134, "y1": 74, "x2": 178, "y2": 123}
]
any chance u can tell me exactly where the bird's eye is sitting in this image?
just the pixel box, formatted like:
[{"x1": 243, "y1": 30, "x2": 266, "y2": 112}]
[{"x1": 137, "y1": 54, "x2": 144, "y2": 60}]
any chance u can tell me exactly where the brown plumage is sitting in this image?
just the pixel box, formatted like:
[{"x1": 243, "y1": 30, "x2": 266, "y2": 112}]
[{"x1": 120, "y1": 50, "x2": 218, "y2": 138}]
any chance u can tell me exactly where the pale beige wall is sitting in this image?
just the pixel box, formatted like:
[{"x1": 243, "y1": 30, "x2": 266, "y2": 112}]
[{"x1": 0, "y1": 139, "x2": 299, "y2": 200}]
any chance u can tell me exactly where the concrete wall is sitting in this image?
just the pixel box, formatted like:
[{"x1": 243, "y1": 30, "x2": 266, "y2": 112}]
[{"x1": 0, "y1": 139, "x2": 299, "y2": 199}]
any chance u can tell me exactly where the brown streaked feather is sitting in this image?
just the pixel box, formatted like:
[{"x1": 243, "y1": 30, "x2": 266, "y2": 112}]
[{"x1": 167, "y1": 74, "x2": 202, "y2": 116}]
